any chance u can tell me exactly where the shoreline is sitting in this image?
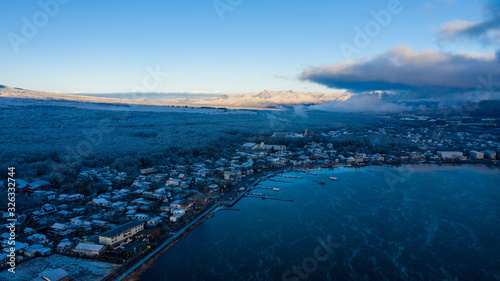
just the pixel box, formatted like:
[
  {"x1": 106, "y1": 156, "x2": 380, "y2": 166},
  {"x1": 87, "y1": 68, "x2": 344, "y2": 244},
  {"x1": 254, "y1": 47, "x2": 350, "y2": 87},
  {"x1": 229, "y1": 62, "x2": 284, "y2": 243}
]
[
  {"x1": 107, "y1": 167, "x2": 285, "y2": 281},
  {"x1": 113, "y1": 162, "x2": 499, "y2": 280}
]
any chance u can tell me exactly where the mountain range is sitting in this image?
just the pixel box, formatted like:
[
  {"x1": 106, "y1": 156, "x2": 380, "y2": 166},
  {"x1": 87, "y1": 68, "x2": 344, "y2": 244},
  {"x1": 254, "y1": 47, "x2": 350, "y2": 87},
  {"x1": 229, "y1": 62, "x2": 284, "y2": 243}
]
[
  {"x1": 0, "y1": 85, "x2": 349, "y2": 109},
  {"x1": 1, "y1": 85, "x2": 499, "y2": 116}
]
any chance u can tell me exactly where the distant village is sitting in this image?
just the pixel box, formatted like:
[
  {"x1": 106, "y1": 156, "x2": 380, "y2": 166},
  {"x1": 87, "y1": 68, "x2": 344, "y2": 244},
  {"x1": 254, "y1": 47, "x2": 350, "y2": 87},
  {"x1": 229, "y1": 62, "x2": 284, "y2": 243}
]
[{"x1": 1, "y1": 117, "x2": 499, "y2": 280}]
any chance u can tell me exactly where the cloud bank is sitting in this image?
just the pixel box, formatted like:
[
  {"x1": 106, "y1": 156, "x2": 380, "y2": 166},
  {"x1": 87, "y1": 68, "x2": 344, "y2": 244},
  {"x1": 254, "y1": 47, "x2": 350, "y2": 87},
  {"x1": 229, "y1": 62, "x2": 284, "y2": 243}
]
[
  {"x1": 300, "y1": 46, "x2": 500, "y2": 94},
  {"x1": 298, "y1": 1, "x2": 500, "y2": 112}
]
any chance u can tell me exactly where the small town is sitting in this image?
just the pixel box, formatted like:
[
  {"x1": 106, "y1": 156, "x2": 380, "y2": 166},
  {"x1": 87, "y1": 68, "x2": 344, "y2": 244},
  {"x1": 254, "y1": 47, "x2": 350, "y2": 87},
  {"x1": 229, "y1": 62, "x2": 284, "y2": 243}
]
[
  {"x1": 1, "y1": 116, "x2": 499, "y2": 280},
  {"x1": 3, "y1": 1, "x2": 500, "y2": 279}
]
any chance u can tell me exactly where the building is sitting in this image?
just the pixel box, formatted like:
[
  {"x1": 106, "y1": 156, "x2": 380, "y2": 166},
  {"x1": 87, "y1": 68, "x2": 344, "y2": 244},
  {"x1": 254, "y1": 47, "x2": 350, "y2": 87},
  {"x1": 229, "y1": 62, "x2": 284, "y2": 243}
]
[
  {"x1": 147, "y1": 216, "x2": 162, "y2": 226},
  {"x1": 17, "y1": 180, "x2": 56, "y2": 193},
  {"x1": 166, "y1": 179, "x2": 181, "y2": 187},
  {"x1": 67, "y1": 193, "x2": 84, "y2": 201},
  {"x1": 98, "y1": 221, "x2": 144, "y2": 246},
  {"x1": 241, "y1": 142, "x2": 258, "y2": 149},
  {"x1": 134, "y1": 213, "x2": 150, "y2": 221},
  {"x1": 33, "y1": 268, "x2": 70, "y2": 281},
  {"x1": 170, "y1": 213, "x2": 184, "y2": 222},
  {"x1": 24, "y1": 244, "x2": 52, "y2": 257},
  {"x1": 140, "y1": 167, "x2": 157, "y2": 174},
  {"x1": 170, "y1": 200, "x2": 183, "y2": 209},
  {"x1": 437, "y1": 151, "x2": 463, "y2": 159},
  {"x1": 259, "y1": 143, "x2": 286, "y2": 152},
  {"x1": 28, "y1": 233, "x2": 49, "y2": 244},
  {"x1": 49, "y1": 223, "x2": 74, "y2": 236},
  {"x1": 89, "y1": 198, "x2": 110, "y2": 207},
  {"x1": 56, "y1": 241, "x2": 74, "y2": 253},
  {"x1": 484, "y1": 150, "x2": 497, "y2": 160},
  {"x1": 73, "y1": 243, "x2": 105, "y2": 257},
  {"x1": 470, "y1": 150, "x2": 484, "y2": 160}
]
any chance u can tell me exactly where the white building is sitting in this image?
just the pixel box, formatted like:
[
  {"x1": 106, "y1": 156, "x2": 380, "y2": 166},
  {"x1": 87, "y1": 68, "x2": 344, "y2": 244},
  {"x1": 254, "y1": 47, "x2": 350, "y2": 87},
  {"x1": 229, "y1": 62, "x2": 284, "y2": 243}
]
[
  {"x1": 98, "y1": 221, "x2": 144, "y2": 246},
  {"x1": 170, "y1": 213, "x2": 184, "y2": 222},
  {"x1": 470, "y1": 150, "x2": 484, "y2": 160},
  {"x1": 147, "y1": 216, "x2": 162, "y2": 226},
  {"x1": 33, "y1": 268, "x2": 70, "y2": 281},
  {"x1": 437, "y1": 151, "x2": 463, "y2": 159},
  {"x1": 134, "y1": 213, "x2": 150, "y2": 221},
  {"x1": 73, "y1": 243, "x2": 105, "y2": 257},
  {"x1": 170, "y1": 200, "x2": 183, "y2": 209},
  {"x1": 485, "y1": 150, "x2": 497, "y2": 160}
]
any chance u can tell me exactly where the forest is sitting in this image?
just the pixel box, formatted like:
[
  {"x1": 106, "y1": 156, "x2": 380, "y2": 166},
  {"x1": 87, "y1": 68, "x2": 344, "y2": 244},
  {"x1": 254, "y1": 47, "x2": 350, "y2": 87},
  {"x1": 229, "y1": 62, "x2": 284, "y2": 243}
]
[{"x1": 0, "y1": 103, "x2": 413, "y2": 192}]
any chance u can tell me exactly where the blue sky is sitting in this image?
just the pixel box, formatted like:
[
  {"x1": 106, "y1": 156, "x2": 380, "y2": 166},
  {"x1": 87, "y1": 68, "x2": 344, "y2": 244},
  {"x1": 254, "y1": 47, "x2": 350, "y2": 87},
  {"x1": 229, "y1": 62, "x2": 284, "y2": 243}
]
[{"x1": 0, "y1": 0, "x2": 495, "y2": 94}]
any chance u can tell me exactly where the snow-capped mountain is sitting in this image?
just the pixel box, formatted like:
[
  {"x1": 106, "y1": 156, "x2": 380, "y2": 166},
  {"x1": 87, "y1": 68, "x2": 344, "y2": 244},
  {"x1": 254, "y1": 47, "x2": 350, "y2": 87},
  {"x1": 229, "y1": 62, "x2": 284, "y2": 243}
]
[
  {"x1": 0, "y1": 86, "x2": 350, "y2": 109},
  {"x1": 187, "y1": 90, "x2": 352, "y2": 108}
]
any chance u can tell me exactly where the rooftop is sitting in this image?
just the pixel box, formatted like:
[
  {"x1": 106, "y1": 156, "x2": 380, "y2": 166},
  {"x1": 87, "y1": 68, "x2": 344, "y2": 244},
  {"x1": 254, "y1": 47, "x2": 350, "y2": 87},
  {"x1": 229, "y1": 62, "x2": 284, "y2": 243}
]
[
  {"x1": 74, "y1": 242, "x2": 104, "y2": 252},
  {"x1": 98, "y1": 221, "x2": 144, "y2": 238},
  {"x1": 33, "y1": 268, "x2": 70, "y2": 281}
]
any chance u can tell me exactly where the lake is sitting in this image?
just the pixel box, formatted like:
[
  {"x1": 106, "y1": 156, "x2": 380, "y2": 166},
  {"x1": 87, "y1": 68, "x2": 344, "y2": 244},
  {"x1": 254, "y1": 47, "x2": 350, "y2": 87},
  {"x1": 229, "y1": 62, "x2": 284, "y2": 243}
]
[{"x1": 139, "y1": 165, "x2": 500, "y2": 281}]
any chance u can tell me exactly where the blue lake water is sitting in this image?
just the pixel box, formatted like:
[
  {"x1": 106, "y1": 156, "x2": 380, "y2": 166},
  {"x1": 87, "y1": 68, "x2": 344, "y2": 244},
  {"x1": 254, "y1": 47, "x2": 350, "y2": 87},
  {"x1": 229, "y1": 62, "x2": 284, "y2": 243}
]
[{"x1": 139, "y1": 165, "x2": 500, "y2": 281}]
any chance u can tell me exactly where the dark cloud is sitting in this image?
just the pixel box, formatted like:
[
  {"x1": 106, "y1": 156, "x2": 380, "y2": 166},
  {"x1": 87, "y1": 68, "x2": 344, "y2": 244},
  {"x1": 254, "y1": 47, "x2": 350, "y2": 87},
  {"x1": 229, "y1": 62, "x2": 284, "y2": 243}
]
[
  {"x1": 439, "y1": 1, "x2": 500, "y2": 44},
  {"x1": 299, "y1": 1, "x2": 500, "y2": 112},
  {"x1": 300, "y1": 46, "x2": 500, "y2": 94}
]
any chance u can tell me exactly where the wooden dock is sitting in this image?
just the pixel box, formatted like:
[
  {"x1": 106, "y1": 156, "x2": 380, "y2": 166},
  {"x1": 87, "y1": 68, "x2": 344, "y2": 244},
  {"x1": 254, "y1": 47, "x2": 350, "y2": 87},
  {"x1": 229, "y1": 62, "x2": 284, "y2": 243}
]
[
  {"x1": 268, "y1": 179, "x2": 294, "y2": 183},
  {"x1": 251, "y1": 186, "x2": 282, "y2": 191},
  {"x1": 277, "y1": 175, "x2": 302, "y2": 179},
  {"x1": 245, "y1": 193, "x2": 293, "y2": 202}
]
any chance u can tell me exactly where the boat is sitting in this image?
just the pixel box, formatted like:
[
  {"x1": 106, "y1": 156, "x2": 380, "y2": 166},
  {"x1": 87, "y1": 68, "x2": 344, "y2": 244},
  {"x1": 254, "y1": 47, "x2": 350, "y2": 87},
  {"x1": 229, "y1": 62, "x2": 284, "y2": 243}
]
[
  {"x1": 318, "y1": 180, "x2": 325, "y2": 185},
  {"x1": 329, "y1": 177, "x2": 338, "y2": 180}
]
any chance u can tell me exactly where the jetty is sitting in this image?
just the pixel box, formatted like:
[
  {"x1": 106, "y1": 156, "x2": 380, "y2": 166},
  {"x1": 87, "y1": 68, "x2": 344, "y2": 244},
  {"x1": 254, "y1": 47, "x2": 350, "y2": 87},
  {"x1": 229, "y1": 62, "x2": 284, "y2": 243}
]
[
  {"x1": 251, "y1": 186, "x2": 282, "y2": 191},
  {"x1": 301, "y1": 171, "x2": 318, "y2": 176},
  {"x1": 245, "y1": 192, "x2": 293, "y2": 202},
  {"x1": 268, "y1": 179, "x2": 294, "y2": 183},
  {"x1": 222, "y1": 208, "x2": 240, "y2": 211},
  {"x1": 277, "y1": 175, "x2": 302, "y2": 179}
]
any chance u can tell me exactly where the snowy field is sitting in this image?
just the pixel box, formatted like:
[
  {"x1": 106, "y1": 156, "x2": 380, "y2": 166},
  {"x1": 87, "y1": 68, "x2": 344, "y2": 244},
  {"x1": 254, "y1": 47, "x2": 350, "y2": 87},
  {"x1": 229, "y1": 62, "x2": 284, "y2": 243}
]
[{"x1": 0, "y1": 254, "x2": 119, "y2": 281}]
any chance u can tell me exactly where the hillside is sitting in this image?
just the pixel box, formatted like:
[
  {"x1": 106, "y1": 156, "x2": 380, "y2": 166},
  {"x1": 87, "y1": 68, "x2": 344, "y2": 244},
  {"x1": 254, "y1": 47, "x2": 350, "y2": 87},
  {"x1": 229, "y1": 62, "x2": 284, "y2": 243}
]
[{"x1": 429, "y1": 100, "x2": 500, "y2": 118}]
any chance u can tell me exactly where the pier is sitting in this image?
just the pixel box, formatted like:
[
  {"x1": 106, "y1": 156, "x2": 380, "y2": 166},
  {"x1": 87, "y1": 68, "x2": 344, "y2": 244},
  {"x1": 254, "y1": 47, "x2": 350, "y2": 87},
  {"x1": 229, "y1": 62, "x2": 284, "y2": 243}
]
[
  {"x1": 245, "y1": 193, "x2": 293, "y2": 202},
  {"x1": 251, "y1": 186, "x2": 282, "y2": 191},
  {"x1": 268, "y1": 179, "x2": 295, "y2": 183},
  {"x1": 277, "y1": 175, "x2": 302, "y2": 179},
  {"x1": 301, "y1": 171, "x2": 318, "y2": 176}
]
